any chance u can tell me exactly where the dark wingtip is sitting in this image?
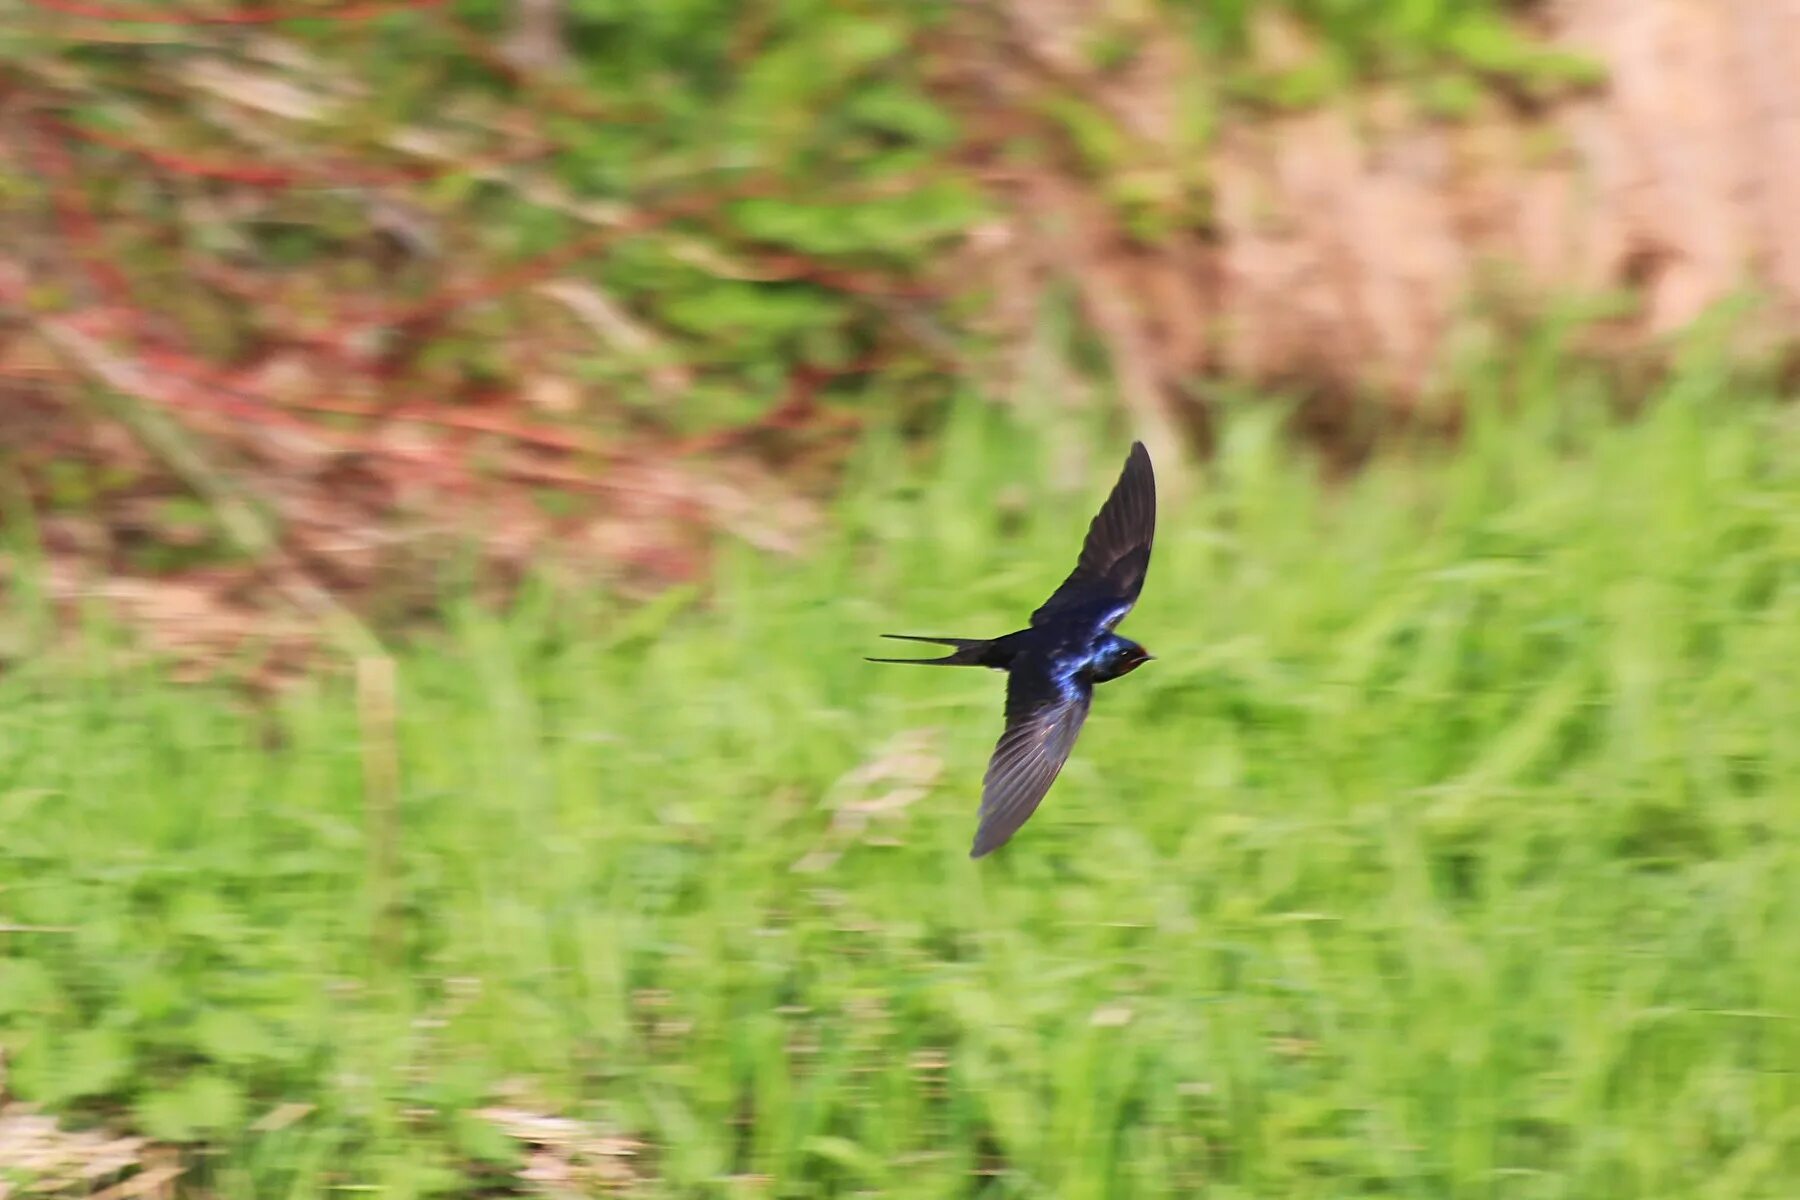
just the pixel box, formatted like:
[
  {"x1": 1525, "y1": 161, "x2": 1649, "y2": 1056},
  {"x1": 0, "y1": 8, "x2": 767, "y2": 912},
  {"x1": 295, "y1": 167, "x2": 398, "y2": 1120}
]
[
  {"x1": 1121, "y1": 440, "x2": 1154, "y2": 489},
  {"x1": 969, "y1": 829, "x2": 1005, "y2": 858}
]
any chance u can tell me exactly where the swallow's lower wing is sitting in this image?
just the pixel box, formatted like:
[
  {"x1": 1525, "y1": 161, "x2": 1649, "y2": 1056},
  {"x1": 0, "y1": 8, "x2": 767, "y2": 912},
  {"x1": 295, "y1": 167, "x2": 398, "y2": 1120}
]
[
  {"x1": 969, "y1": 666, "x2": 1092, "y2": 857},
  {"x1": 1031, "y1": 441, "x2": 1156, "y2": 629}
]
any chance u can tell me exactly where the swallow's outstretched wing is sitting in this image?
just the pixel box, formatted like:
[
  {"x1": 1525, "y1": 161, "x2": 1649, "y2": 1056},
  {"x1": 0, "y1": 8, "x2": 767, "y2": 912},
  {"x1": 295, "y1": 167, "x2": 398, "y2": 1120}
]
[
  {"x1": 969, "y1": 662, "x2": 1092, "y2": 858},
  {"x1": 1031, "y1": 441, "x2": 1156, "y2": 630}
]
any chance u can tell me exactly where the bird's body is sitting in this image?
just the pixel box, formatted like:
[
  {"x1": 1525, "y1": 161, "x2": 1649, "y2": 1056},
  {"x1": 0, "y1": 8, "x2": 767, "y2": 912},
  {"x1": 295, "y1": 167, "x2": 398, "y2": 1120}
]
[{"x1": 869, "y1": 442, "x2": 1157, "y2": 857}]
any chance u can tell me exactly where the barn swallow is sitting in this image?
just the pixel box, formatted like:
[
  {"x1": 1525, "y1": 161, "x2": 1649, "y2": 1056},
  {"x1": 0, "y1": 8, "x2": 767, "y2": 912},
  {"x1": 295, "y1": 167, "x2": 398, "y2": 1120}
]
[{"x1": 869, "y1": 442, "x2": 1156, "y2": 857}]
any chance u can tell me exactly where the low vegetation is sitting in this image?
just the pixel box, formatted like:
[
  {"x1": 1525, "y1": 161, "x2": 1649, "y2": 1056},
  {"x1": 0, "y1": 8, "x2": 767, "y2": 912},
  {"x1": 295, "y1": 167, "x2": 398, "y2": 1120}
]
[{"x1": 4, "y1": 338, "x2": 1797, "y2": 1195}]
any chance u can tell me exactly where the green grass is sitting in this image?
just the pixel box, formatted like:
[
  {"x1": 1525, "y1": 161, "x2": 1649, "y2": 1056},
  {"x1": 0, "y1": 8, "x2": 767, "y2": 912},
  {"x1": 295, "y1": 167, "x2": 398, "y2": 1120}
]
[{"x1": 4, "y1": 359, "x2": 1799, "y2": 1197}]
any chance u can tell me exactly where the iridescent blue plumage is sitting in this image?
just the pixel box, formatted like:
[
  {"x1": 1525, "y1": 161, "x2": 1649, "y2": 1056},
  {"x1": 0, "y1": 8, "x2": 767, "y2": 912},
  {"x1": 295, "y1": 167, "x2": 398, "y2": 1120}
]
[{"x1": 867, "y1": 442, "x2": 1157, "y2": 857}]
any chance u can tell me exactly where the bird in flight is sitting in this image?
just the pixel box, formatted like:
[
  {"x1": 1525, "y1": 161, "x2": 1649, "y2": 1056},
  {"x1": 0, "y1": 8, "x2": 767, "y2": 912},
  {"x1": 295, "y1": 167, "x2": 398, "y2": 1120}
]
[{"x1": 869, "y1": 442, "x2": 1156, "y2": 857}]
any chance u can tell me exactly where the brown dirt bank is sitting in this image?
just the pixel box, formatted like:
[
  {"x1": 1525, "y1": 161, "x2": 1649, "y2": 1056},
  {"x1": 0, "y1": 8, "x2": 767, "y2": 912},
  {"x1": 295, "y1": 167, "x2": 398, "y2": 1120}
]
[{"x1": 974, "y1": 0, "x2": 1800, "y2": 434}]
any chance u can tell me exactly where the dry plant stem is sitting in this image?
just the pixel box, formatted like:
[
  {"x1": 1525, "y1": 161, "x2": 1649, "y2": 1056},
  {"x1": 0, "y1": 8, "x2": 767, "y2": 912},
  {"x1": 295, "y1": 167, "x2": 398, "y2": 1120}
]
[
  {"x1": 27, "y1": 314, "x2": 406, "y2": 972},
  {"x1": 87, "y1": 1161, "x2": 183, "y2": 1200},
  {"x1": 537, "y1": 278, "x2": 693, "y2": 398},
  {"x1": 1031, "y1": 181, "x2": 1188, "y2": 489},
  {"x1": 356, "y1": 652, "x2": 402, "y2": 969},
  {"x1": 1077, "y1": 261, "x2": 1188, "y2": 492}
]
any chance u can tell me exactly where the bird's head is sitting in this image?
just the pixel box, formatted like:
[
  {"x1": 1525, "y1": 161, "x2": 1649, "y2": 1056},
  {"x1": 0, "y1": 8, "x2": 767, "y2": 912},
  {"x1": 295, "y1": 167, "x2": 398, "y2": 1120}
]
[{"x1": 1092, "y1": 635, "x2": 1154, "y2": 683}]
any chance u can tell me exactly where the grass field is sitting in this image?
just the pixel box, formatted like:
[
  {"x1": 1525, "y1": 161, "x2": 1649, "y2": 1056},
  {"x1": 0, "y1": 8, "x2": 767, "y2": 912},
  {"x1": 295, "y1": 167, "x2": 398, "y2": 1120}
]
[{"x1": 3, "y1": 356, "x2": 1799, "y2": 1197}]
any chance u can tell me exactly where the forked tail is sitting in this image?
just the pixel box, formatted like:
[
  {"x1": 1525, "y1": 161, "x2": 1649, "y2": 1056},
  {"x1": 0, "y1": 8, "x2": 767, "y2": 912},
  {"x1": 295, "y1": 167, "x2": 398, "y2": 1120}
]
[{"x1": 865, "y1": 634, "x2": 998, "y2": 667}]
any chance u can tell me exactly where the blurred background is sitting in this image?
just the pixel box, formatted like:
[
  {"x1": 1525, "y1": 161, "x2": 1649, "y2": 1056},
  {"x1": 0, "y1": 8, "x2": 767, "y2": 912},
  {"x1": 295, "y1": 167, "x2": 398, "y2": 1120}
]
[{"x1": 1, "y1": 1, "x2": 1797, "y2": 1197}]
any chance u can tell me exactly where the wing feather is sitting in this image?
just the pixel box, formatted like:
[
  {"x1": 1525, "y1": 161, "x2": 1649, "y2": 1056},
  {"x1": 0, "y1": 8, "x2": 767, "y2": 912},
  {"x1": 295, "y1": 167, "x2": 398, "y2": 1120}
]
[
  {"x1": 1030, "y1": 442, "x2": 1156, "y2": 628},
  {"x1": 969, "y1": 667, "x2": 1092, "y2": 857}
]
